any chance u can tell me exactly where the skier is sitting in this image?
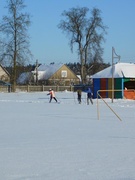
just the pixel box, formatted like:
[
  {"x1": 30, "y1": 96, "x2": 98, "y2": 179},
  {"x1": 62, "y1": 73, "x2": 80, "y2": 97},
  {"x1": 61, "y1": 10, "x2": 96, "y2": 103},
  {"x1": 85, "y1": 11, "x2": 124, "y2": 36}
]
[
  {"x1": 77, "y1": 89, "x2": 82, "y2": 104},
  {"x1": 87, "y1": 87, "x2": 93, "y2": 105},
  {"x1": 47, "y1": 89, "x2": 58, "y2": 103}
]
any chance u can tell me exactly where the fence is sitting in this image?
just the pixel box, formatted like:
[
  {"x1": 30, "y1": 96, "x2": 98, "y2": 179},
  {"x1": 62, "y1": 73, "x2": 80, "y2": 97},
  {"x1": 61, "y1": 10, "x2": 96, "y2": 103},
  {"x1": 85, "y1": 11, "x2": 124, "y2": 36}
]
[
  {"x1": 0, "y1": 85, "x2": 74, "y2": 93},
  {"x1": 0, "y1": 86, "x2": 10, "y2": 92}
]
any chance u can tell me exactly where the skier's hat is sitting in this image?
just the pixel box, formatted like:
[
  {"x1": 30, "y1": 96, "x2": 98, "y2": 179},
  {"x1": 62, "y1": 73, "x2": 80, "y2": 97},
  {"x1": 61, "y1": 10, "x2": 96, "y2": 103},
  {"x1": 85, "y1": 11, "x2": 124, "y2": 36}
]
[{"x1": 49, "y1": 89, "x2": 51, "y2": 91}]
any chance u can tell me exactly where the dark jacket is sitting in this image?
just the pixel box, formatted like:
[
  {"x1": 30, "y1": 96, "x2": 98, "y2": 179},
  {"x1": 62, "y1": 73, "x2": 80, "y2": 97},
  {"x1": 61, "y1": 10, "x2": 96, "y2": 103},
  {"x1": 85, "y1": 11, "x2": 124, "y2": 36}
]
[{"x1": 87, "y1": 88, "x2": 93, "y2": 98}]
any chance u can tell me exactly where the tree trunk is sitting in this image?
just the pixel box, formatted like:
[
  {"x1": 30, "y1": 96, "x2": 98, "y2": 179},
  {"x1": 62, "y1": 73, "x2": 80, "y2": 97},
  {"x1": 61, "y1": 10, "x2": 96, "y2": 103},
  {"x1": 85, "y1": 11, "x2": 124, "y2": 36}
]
[{"x1": 12, "y1": 51, "x2": 17, "y2": 92}]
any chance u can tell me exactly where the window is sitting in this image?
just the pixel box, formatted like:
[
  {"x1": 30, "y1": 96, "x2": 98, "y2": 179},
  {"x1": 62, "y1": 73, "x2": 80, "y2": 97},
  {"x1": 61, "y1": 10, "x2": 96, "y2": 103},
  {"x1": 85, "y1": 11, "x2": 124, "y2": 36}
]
[{"x1": 61, "y1": 70, "x2": 67, "y2": 78}]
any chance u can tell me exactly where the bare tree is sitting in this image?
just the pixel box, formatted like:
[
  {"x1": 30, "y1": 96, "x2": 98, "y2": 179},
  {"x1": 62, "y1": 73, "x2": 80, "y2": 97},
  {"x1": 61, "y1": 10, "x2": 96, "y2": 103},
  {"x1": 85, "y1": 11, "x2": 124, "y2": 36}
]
[
  {"x1": 0, "y1": 0, "x2": 31, "y2": 91},
  {"x1": 58, "y1": 7, "x2": 107, "y2": 83}
]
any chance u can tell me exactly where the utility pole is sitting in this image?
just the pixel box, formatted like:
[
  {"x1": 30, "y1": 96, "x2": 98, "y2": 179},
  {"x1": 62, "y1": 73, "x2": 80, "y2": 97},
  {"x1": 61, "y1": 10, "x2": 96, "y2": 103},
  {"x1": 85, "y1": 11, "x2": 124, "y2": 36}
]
[
  {"x1": 112, "y1": 47, "x2": 121, "y2": 103},
  {"x1": 35, "y1": 59, "x2": 38, "y2": 85}
]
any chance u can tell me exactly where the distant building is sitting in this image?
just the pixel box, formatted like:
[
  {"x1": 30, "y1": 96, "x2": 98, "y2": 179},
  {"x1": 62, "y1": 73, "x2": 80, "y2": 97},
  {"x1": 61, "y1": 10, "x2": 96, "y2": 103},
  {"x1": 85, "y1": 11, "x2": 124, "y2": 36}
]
[
  {"x1": 92, "y1": 62, "x2": 135, "y2": 99},
  {"x1": 0, "y1": 64, "x2": 10, "y2": 82},
  {"x1": 18, "y1": 63, "x2": 80, "y2": 86},
  {"x1": 17, "y1": 72, "x2": 33, "y2": 85}
]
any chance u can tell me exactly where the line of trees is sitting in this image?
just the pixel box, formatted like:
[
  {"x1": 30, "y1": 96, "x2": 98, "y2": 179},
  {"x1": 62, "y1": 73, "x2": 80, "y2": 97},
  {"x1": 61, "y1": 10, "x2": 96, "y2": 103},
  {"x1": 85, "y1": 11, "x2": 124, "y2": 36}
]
[
  {"x1": 0, "y1": 0, "x2": 108, "y2": 90},
  {"x1": 66, "y1": 62, "x2": 110, "y2": 76},
  {"x1": 5, "y1": 62, "x2": 110, "y2": 84}
]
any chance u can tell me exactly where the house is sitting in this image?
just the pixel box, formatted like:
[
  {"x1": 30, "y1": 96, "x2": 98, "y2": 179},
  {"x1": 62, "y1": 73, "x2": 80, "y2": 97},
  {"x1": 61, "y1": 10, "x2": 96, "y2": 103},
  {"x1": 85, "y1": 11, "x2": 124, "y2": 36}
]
[
  {"x1": 92, "y1": 62, "x2": 135, "y2": 99},
  {"x1": 33, "y1": 63, "x2": 80, "y2": 85},
  {"x1": 0, "y1": 64, "x2": 10, "y2": 82},
  {"x1": 18, "y1": 63, "x2": 80, "y2": 86},
  {"x1": 17, "y1": 72, "x2": 33, "y2": 85}
]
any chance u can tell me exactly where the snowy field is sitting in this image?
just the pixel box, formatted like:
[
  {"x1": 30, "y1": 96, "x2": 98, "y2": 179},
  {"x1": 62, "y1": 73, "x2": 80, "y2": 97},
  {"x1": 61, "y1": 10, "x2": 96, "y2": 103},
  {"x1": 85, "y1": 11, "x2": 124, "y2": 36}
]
[{"x1": 0, "y1": 91, "x2": 135, "y2": 180}]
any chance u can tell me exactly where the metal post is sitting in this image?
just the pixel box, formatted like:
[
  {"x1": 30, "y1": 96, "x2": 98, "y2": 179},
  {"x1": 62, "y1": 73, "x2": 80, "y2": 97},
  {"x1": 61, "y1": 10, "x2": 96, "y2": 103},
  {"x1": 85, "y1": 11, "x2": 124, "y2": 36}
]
[
  {"x1": 111, "y1": 47, "x2": 121, "y2": 103},
  {"x1": 112, "y1": 47, "x2": 114, "y2": 103},
  {"x1": 35, "y1": 59, "x2": 38, "y2": 85}
]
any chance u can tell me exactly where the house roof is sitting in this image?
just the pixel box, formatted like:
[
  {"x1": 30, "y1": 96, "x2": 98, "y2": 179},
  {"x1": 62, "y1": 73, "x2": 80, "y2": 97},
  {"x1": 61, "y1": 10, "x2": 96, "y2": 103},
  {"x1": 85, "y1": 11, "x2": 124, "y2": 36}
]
[
  {"x1": 0, "y1": 64, "x2": 10, "y2": 77},
  {"x1": 92, "y1": 63, "x2": 135, "y2": 79},
  {"x1": 31, "y1": 63, "x2": 66, "y2": 81},
  {"x1": 32, "y1": 63, "x2": 64, "y2": 80},
  {"x1": 17, "y1": 72, "x2": 32, "y2": 84},
  {"x1": 37, "y1": 63, "x2": 63, "y2": 80}
]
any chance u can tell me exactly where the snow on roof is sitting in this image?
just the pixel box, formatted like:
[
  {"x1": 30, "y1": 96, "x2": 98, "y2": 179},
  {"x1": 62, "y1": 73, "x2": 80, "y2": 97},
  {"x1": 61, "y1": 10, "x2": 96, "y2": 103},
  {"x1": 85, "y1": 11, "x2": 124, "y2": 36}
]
[
  {"x1": 34, "y1": 63, "x2": 64, "y2": 80},
  {"x1": 92, "y1": 62, "x2": 135, "y2": 78},
  {"x1": 17, "y1": 72, "x2": 32, "y2": 84}
]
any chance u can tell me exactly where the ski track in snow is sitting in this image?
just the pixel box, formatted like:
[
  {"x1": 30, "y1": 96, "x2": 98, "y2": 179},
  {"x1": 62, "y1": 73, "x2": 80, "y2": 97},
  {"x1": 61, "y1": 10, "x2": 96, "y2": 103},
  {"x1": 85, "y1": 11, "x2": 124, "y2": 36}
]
[{"x1": 0, "y1": 92, "x2": 135, "y2": 180}]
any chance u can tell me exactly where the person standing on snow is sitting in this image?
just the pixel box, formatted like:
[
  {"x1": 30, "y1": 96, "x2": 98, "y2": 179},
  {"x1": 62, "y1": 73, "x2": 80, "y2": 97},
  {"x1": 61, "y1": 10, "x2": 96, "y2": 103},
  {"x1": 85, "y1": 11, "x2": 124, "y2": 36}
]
[
  {"x1": 47, "y1": 89, "x2": 57, "y2": 103},
  {"x1": 77, "y1": 89, "x2": 82, "y2": 104},
  {"x1": 87, "y1": 87, "x2": 93, "y2": 105}
]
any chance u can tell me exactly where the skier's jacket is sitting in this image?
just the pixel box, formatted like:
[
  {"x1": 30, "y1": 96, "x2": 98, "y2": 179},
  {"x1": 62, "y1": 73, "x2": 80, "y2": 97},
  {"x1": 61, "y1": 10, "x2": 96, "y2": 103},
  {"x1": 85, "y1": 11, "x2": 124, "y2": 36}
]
[
  {"x1": 48, "y1": 90, "x2": 55, "y2": 97},
  {"x1": 87, "y1": 88, "x2": 93, "y2": 98}
]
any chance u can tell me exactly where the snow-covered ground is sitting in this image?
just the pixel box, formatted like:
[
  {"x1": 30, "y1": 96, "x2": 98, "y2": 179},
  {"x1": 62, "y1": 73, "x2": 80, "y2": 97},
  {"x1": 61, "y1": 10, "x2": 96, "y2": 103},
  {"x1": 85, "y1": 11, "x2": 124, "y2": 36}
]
[{"x1": 0, "y1": 91, "x2": 135, "y2": 180}]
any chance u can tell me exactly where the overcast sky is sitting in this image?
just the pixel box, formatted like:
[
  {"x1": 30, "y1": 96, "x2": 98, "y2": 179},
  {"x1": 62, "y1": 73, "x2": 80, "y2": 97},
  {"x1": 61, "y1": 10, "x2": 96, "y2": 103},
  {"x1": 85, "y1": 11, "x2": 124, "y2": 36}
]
[{"x1": 0, "y1": 0, "x2": 135, "y2": 65}]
